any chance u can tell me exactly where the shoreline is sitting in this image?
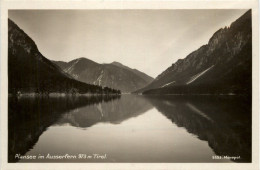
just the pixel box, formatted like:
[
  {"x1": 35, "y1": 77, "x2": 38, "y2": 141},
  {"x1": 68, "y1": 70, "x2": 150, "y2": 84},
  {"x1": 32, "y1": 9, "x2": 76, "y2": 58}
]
[{"x1": 8, "y1": 92, "x2": 121, "y2": 97}]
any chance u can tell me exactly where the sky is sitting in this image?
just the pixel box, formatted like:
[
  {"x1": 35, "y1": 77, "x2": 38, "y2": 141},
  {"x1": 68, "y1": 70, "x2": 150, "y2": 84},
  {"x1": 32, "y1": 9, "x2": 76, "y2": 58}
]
[{"x1": 9, "y1": 9, "x2": 248, "y2": 78}]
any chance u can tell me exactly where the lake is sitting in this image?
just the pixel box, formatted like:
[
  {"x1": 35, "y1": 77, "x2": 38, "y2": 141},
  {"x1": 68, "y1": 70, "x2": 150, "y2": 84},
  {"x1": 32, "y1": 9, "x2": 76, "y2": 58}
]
[{"x1": 8, "y1": 95, "x2": 251, "y2": 163}]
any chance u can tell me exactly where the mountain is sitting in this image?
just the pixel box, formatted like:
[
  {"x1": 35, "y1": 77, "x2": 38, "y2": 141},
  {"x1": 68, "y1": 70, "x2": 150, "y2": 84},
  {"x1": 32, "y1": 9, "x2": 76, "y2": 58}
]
[
  {"x1": 8, "y1": 19, "x2": 120, "y2": 95},
  {"x1": 53, "y1": 59, "x2": 154, "y2": 93},
  {"x1": 137, "y1": 10, "x2": 252, "y2": 95},
  {"x1": 111, "y1": 61, "x2": 154, "y2": 83}
]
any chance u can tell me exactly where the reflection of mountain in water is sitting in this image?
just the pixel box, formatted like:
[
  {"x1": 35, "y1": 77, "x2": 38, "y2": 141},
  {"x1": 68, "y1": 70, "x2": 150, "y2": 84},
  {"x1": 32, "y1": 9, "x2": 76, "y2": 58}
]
[
  {"x1": 9, "y1": 94, "x2": 251, "y2": 163},
  {"x1": 145, "y1": 96, "x2": 251, "y2": 162},
  {"x1": 8, "y1": 95, "x2": 120, "y2": 162},
  {"x1": 56, "y1": 95, "x2": 153, "y2": 128}
]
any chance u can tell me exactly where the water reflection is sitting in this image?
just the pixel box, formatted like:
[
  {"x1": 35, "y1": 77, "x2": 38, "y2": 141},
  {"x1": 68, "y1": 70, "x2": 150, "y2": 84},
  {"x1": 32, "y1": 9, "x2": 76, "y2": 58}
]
[
  {"x1": 145, "y1": 95, "x2": 251, "y2": 162},
  {"x1": 56, "y1": 95, "x2": 152, "y2": 128},
  {"x1": 8, "y1": 95, "x2": 251, "y2": 163},
  {"x1": 8, "y1": 95, "x2": 121, "y2": 162}
]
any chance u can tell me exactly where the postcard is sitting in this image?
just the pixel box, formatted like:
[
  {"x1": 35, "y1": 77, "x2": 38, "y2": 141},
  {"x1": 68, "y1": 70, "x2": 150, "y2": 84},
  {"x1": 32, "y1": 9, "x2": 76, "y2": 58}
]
[{"x1": 0, "y1": 0, "x2": 259, "y2": 169}]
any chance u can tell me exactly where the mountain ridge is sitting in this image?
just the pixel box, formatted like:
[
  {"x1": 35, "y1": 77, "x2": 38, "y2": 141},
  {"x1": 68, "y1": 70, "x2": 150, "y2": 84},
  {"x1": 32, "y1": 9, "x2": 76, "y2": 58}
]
[
  {"x1": 111, "y1": 61, "x2": 154, "y2": 83},
  {"x1": 136, "y1": 10, "x2": 252, "y2": 95},
  {"x1": 8, "y1": 19, "x2": 120, "y2": 95},
  {"x1": 53, "y1": 58, "x2": 154, "y2": 93}
]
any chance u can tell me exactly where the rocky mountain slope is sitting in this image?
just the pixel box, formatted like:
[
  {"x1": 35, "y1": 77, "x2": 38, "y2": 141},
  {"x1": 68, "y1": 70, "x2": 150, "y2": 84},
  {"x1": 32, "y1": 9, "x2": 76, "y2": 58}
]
[
  {"x1": 53, "y1": 59, "x2": 154, "y2": 93},
  {"x1": 111, "y1": 61, "x2": 154, "y2": 84},
  {"x1": 137, "y1": 10, "x2": 252, "y2": 95},
  {"x1": 8, "y1": 19, "x2": 119, "y2": 95}
]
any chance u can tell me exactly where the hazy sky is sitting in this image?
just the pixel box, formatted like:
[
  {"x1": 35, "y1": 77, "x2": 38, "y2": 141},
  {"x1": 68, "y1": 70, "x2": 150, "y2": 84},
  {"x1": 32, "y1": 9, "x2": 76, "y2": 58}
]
[{"x1": 9, "y1": 9, "x2": 248, "y2": 77}]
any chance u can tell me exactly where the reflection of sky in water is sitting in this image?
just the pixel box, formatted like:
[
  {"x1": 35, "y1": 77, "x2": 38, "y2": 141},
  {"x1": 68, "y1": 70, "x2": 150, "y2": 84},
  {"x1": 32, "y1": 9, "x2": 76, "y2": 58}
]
[{"x1": 22, "y1": 107, "x2": 230, "y2": 162}]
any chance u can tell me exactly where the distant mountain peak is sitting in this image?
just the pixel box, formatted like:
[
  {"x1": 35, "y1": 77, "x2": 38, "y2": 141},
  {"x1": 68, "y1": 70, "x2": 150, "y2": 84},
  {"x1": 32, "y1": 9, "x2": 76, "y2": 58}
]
[
  {"x1": 54, "y1": 58, "x2": 154, "y2": 92},
  {"x1": 111, "y1": 61, "x2": 126, "y2": 68},
  {"x1": 111, "y1": 61, "x2": 122, "y2": 64},
  {"x1": 70, "y1": 57, "x2": 97, "y2": 63}
]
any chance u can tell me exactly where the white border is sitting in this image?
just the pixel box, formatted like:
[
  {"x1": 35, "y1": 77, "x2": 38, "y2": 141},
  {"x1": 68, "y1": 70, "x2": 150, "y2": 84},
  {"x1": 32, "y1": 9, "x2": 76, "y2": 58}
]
[{"x1": 1, "y1": 1, "x2": 259, "y2": 170}]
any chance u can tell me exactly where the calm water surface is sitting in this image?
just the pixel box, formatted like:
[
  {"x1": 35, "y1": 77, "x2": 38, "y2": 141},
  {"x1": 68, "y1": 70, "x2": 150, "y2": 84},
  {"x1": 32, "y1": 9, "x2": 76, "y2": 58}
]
[{"x1": 8, "y1": 95, "x2": 251, "y2": 163}]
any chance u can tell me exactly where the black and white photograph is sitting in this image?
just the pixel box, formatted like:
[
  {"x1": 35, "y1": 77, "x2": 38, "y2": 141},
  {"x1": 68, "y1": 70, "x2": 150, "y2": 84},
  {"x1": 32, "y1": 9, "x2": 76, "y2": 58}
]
[{"x1": 0, "y1": 1, "x2": 259, "y2": 170}]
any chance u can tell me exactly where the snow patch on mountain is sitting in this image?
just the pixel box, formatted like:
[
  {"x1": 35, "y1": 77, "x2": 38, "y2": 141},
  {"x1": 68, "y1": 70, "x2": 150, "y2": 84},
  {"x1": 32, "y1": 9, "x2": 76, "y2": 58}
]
[
  {"x1": 186, "y1": 65, "x2": 214, "y2": 85},
  {"x1": 65, "y1": 59, "x2": 80, "y2": 73},
  {"x1": 161, "y1": 81, "x2": 176, "y2": 88},
  {"x1": 94, "y1": 70, "x2": 104, "y2": 86}
]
